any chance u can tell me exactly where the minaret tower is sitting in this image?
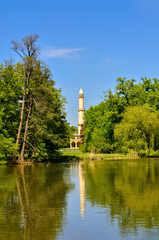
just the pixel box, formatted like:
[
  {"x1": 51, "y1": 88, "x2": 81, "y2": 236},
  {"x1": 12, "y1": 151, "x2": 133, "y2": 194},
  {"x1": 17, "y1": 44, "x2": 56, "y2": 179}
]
[
  {"x1": 70, "y1": 88, "x2": 85, "y2": 148},
  {"x1": 78, "y1": 88, "x2": 84, "y2": 136}
]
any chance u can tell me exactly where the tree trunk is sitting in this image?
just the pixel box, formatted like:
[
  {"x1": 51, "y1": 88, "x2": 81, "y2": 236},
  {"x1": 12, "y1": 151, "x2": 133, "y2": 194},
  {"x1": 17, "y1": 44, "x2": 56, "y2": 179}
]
[
  {"x1": 16, "y1": 84, "x2": 26, "y2": 145},
  {"x1": 13, "y1": 82, "x2": 26, "y2": 162},
  {"x1": 18, "y1": 95, "x2": 33, "y2": 162}
]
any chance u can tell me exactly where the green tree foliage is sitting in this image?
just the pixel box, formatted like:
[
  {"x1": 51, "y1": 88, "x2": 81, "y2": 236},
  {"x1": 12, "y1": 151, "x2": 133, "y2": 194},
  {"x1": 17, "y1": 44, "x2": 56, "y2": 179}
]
[
  {"x1": 0, "y1": 35, "x2": 70, "y2": 162},
  {"x1": 82, "y1": 77, "x2": 159, "y2": 155},
  {"x1": 0, "y1": 63, "x2": 22, "y2": 160},
  {"x1": 25, "y1": 62, "x2": 68, "y2": 160},
  {"x1": 81, "y1": 102, "x2": 117, "y2": 153},
  {"x1": 114, "y1": 105, "x2": 159, "y2": 155}
]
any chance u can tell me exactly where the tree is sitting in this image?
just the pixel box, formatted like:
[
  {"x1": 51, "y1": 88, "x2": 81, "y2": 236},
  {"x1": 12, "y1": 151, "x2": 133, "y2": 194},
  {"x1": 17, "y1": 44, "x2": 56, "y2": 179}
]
[
  {"x1": 25, "y1": 64, "x2": 68, "y2": 160},
  {"x1": 8, "y1": 34, "x2": 69, "y2": 162},
  {"x1": 115, "y1": 77, "x2": 136, "y2": 105},
  {"x1": 114, "y1": 105, "x2": 159, "y2": 155},
  {"x1": 82, "y1": 77, "x2": 159, "y2": 155},
  {"x1": 81, "y1": 102, "x2": 117, "y2": 153},
  {"x1": 0, "y1": 62, "x2": 22, "y2": 161},
  {"x1": 11, "y1": 34, "x2": 40, "y2": 162}
]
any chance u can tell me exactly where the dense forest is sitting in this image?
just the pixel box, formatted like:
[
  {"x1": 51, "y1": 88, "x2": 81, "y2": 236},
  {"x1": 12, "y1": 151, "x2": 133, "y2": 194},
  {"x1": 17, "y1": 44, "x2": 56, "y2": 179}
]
[
  {"x1": 81, "y1": 77, "x2": 159, "y2": 157},
  {"x1": 0, "y1": 34, "x2": 71, "y2": 163}
]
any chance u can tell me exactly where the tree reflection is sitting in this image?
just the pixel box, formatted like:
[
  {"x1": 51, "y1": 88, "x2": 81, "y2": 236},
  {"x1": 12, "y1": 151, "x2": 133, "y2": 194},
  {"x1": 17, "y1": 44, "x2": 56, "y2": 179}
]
[
  {"x1": 83, "y1": 159, "x2": 159, "y2": 234},
  {"x1": 0, "y1": 164, "x2": 72, "y2": 240}
]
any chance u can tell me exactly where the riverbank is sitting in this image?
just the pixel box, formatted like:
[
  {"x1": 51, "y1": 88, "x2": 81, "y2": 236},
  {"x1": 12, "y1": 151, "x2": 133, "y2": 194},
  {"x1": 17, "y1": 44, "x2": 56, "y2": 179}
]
[
  {"x1": 59, "y1": 148, "x2": 139, "y2": 161},
  {"x1": 0, "y1": 149, "x2": 139, "y2": 165}
]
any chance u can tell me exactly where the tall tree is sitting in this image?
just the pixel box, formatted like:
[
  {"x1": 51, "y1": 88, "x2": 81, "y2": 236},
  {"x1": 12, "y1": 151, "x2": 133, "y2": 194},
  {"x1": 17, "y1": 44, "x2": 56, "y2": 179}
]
[
  {"x1": 11, "y1": 34, "x2": 40, "y2": 161},
  {"x1": 11, "y1": 34, "x2": 68, "y2": 162}
]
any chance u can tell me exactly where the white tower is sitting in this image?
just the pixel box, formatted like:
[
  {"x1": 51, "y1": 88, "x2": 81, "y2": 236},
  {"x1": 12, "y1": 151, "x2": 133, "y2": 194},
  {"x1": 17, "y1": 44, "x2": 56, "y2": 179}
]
[
  {"x1": 78, "y1": 88, "x2": 84, "y2": 135},
  {"x1": 70, "y1": 88, "x2": 85, "y2": 148}
]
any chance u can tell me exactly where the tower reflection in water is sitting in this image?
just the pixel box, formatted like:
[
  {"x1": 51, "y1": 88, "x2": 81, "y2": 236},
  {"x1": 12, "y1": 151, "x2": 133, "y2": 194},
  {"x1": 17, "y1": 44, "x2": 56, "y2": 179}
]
[{"x1": 79, "y1": 162, "x2": 85, "y2": 217}]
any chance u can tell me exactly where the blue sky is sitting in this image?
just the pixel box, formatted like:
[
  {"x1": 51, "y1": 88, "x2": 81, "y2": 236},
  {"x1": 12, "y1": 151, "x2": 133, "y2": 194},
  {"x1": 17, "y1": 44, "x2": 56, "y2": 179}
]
[{"x1": 1, "y1": 0, "x2": 159, "y2": 126}]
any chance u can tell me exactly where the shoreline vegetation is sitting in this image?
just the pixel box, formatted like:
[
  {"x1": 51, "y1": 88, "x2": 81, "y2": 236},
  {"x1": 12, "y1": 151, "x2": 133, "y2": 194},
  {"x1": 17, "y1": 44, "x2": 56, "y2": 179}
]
[
  {"x1": 2, "y1": 148, "x2": 159, "y2": 165},
  {"x1": 60, "y1": 148, "x2": 139, "y2": 161},
  {"x1": 0, "y1": 149, "x2": 139, "y2": 165}
]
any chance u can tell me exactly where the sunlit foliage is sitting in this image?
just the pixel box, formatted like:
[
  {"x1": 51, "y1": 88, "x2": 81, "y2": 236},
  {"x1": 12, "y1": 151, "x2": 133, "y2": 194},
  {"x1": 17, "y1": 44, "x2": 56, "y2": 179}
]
[{"x1": 82, "y1": 77, "x2": 159, "y2": 156}]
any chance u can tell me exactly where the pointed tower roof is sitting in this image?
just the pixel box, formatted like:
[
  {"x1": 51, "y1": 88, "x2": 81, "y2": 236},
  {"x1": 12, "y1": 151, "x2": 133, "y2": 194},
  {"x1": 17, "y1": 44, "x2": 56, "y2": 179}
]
[
  {"x1": 79, "y1": 88, "x2": 83, "y2": 94},
  {"x1": 79, "y1": 88, "x2": 84, "y2": 98}
]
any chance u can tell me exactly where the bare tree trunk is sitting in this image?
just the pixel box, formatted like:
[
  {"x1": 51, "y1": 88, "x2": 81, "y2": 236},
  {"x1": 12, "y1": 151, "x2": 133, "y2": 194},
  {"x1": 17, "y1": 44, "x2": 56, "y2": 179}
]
[{"x1": 18, "y1": 96, "x2": 33, "y2": 162}]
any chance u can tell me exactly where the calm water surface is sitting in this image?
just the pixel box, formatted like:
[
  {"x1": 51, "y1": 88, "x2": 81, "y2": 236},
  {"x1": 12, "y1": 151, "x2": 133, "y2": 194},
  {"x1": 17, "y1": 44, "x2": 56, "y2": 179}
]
[{"x1": 1, "y1": 159, "x2": 159, "y2": 239}]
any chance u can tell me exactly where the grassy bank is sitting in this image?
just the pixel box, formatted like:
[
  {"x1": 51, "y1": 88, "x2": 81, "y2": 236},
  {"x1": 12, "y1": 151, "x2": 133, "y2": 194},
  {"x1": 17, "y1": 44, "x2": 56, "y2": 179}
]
[{"x1": 59, "y1": 148, "x2": 139, "y2": 161}]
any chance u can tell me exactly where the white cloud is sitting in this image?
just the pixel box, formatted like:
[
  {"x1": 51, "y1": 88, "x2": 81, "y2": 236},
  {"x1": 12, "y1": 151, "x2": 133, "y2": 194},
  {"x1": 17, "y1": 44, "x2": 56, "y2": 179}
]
[{"x1": 41, "y1": 47, "x2": 85, "y2": 58}]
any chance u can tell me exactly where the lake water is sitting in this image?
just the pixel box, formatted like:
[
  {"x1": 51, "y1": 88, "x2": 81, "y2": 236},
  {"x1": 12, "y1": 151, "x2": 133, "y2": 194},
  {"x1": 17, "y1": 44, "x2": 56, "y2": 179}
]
[{"x1": 1, "y1": 159, "x2": 159, "y2": 239}]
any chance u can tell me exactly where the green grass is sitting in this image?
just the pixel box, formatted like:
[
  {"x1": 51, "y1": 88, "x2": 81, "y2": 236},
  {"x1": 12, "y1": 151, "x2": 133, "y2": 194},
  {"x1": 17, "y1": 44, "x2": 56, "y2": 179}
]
[{"x1": 59, "y1": 149, "x2": 138, "y2": 160}]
